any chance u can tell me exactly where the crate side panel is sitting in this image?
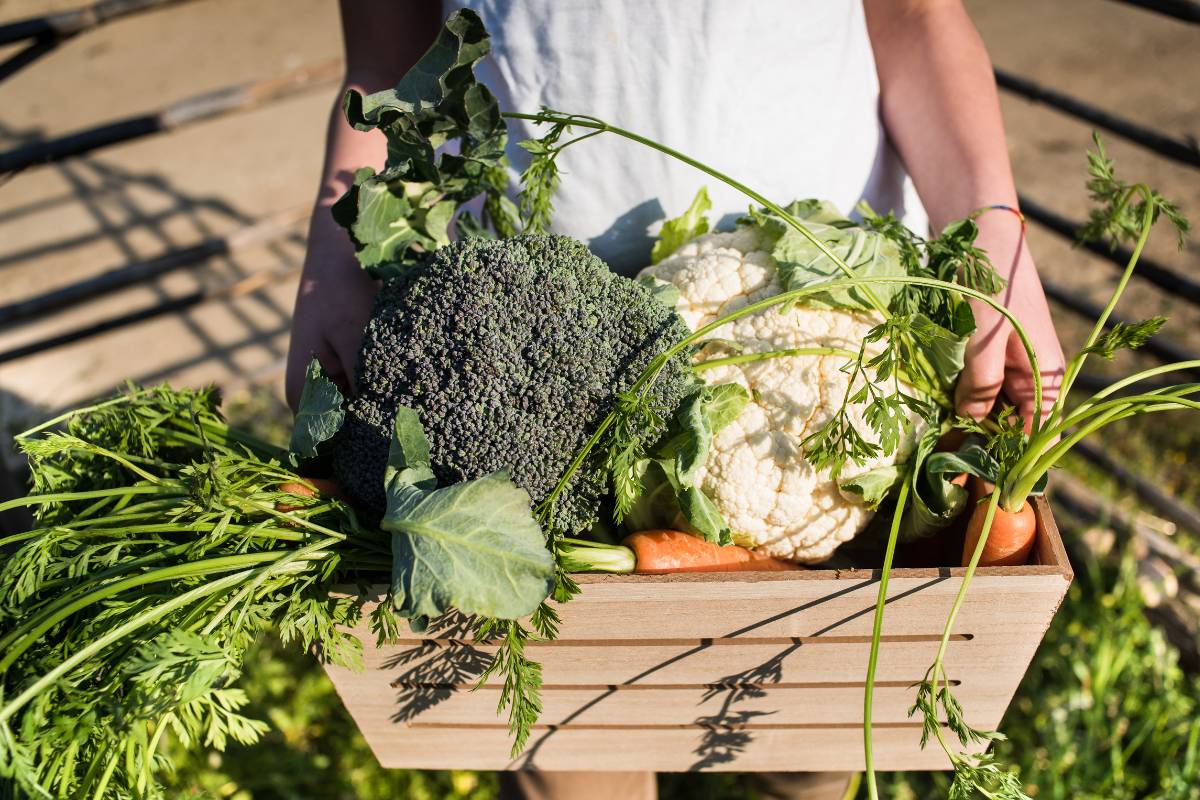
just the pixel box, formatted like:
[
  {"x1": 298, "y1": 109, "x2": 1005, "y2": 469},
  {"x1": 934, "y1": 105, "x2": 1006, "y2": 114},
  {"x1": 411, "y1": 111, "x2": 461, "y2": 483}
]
[
  {"x1": 338, "y1": 574, "x2": 1071, "y2": 642},
  {"x1": 362, "y1": 725, "x2": 969, "y2": 772}
]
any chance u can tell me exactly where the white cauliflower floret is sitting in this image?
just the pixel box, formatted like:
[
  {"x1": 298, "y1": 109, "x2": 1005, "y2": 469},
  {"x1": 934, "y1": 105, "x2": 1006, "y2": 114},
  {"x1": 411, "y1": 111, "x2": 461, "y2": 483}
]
[{"x1": 639, "y1": 229, "x2": 924, "y2": 563}]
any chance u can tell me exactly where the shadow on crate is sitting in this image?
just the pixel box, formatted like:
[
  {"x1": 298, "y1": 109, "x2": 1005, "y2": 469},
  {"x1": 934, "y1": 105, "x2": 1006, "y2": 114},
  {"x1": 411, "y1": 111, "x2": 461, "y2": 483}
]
[
  {"x1": 688, "y1": 576, "x2": 948, "y2": 770},
  {"x1": 385, "y1": 611, "x2": 488, "y2": 723},
  {"x1": 508, "y1": 575, "x2": 949, "y2": 770}
]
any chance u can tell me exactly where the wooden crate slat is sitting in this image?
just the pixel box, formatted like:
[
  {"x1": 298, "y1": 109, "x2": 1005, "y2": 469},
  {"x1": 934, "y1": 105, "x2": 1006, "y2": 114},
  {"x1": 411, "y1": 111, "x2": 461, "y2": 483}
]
[
  {"x1": 337, "y1": 636, "x2": 1029, "y2": 691},
  {"x1": 323, "y1": 682, "x2": 1018, "y2": 726},
  {"x1": 337, "y1": 575, "x2": 1067, "y2": 643},
  {"x1": 361, "y1": 724, "x2": 978, "y2": 772}
]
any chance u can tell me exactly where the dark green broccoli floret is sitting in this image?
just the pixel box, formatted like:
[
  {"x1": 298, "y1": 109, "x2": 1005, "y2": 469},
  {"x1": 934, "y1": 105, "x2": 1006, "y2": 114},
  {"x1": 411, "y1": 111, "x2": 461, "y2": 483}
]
[{"x1": 333, "y1": 234, "x2": 693, "y2": 533}]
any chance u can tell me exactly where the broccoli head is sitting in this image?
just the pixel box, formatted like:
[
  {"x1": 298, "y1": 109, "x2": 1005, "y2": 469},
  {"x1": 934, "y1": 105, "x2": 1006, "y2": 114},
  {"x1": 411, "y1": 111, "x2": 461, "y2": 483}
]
[{"x1": 333, "y1": 234, "x2": 694, "y2": 533}]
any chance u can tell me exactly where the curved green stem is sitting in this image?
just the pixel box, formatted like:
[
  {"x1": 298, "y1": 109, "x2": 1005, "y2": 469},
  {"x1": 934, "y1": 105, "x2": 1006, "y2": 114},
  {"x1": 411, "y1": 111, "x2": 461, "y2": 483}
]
[
  {"x1": 1056, "y1": 387, "x2": 1200, "y2": 433},
  {"x1": 1007, "y1": 396, "x2": 1200, "y2": 506},
  {"x1": 929, "y1": 487, "x2": 1001, "y2": 683},
  {"x1": 505, "y1": 110, "x2": 891, "y2": 318},
  {"x1": 692, "y1": 346, "x2": 858, "y2": 372},
  {"x1": 1082, "y1": 360, "x2": 1200, "y2": 405},
  {"x1": 863, "y1": 473, "x2": 911, "y2": 800},
  {"x1": 1044, "y1": 190, "x2": 1154, "y2": 431}
]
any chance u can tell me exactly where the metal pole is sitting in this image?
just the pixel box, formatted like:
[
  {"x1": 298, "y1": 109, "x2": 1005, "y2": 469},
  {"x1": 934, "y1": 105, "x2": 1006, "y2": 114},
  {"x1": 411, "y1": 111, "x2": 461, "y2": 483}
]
[
  {"x1": 0, "y1": 0, "x2": 194, "y2": 46},
  {"x1": 0, "y1": 206, "x2": 309, "y2": 327},
  {"x1": 1107, "y1": 0, "x2": 1200, "y2": 23},
  {"x1": 0, "y1": 264, "x2": 300, "y2": 365},
  {"x1": 996, "y1": 69, "x2": 1200, "y2": 169}
]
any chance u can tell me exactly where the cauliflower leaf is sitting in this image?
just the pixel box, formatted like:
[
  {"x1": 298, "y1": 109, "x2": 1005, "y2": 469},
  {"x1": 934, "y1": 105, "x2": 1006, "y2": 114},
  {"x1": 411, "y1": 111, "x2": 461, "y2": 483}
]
[
  {"x1": 745, "y1": 202, "x2": 907, "y2": 312},
  {"x1": 651, "y1": 186, "x2": 712, "y2": 264}
]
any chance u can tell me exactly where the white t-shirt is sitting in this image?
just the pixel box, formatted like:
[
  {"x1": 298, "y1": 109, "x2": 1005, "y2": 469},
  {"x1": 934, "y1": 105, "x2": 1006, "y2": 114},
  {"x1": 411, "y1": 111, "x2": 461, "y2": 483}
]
[{"x1": 446, "y1": 0, "x2": 926, "y2": 275}]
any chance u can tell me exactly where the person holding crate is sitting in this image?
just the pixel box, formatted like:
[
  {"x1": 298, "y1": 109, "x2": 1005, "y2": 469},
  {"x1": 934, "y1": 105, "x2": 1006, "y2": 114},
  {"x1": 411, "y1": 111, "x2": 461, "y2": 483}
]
[{"x1": 286, "y1": 1, "x2": 1066, "y2": 798}]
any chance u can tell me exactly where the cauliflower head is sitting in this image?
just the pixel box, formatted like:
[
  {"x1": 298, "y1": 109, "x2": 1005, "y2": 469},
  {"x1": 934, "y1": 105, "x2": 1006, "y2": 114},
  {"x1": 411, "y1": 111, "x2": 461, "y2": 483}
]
[{"x1": 639, "y1": 226, "x2": 925, "y2": 563}]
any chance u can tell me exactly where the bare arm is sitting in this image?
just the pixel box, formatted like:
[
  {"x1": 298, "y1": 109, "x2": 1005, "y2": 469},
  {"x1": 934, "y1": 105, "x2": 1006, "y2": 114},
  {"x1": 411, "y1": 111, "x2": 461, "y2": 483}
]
[
  {"x1": 285, "y1": 0, "x2": 441, "y2": 409},
  {"x1": 864, "y1": 0, "x2": 1064, "y2": 427}
]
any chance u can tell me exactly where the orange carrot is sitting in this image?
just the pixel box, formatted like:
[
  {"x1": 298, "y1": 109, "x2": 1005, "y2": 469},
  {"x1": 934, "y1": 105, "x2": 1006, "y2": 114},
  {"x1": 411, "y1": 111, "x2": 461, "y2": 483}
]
[
  {"x1": 276, "y1": 478, "x2": 344, "y2": 512},
  {"x1": 622, "y1": 529, "x2": 802, "y2": 574},
  {"x1": 961, "y1": 492, "x2": 1037, "y2": 567}
]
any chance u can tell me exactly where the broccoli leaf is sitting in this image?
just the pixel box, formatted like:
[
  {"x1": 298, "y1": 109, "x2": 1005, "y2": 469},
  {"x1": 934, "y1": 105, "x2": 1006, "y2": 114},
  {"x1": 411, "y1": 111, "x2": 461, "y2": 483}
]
[
  {"x1": 386, "y1": 407, "x2": 437, "y2": 491},
  {"x1": 288, "y1": 358, "x2": 344, "y2": 461},
  {"x1": 651, "y1": 187, "x2": 711, "y2": 263},
  {"x1": 336, "y1": 9, "x2": 514, "y2": 278},
  {"x1": 345, "y1": 12, "x2": 490, "y2": 122},
  {"x1": 385, "y1": 471, "x2": 554, "y2": 621},
  {"x1": 381, "y1": 410, "x2": 552, "y2": 620}
]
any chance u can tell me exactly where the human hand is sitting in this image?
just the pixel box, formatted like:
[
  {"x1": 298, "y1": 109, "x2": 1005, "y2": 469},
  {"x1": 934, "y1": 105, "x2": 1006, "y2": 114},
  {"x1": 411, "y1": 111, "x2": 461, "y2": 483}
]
[
  {"x1": 955, "y1": 213, "x2": 1065, "y2": 431},
  {"x1": 285, "y1": 210, "x2": 378, "y2": 410}
]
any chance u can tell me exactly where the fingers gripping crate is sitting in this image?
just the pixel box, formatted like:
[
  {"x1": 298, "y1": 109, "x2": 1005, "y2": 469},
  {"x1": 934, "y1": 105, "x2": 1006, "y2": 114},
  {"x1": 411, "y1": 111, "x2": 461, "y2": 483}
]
[{"x1": 324, "y1": 499, "x2": 1071, "y2": 772}]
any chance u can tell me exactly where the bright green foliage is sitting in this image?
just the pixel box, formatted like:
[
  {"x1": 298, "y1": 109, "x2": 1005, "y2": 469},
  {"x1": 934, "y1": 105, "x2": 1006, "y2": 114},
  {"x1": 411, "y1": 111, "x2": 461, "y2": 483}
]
[
  {"x1": 1080, "y1": 316, "x2": 1168, "y2": 360},
  {"x1": 651, "y1": 186, "x2": 711, "y2": 263},
  {"x1": 1079, "y1": 132, "x2": 1189, "y2": 250},
  {"x1": 0, "y1": 386, "x2": 387, "y2": 799},
  {"x1": 332, "y1": 234, "x2": 695, "y2": 536}
]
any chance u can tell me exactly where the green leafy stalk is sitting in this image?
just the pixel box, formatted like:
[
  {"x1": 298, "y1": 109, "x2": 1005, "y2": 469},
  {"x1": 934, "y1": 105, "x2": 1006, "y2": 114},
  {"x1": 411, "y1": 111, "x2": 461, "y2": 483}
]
[
  {"x1": 0, "y1": 386, "x2": 384, "y2": 798},
  {"x1": 863, "y1": 471, "x2": 911, "y2": 800},
  {"x1": 907, "y1": 487, "x2": 1030, "y2": 799}
]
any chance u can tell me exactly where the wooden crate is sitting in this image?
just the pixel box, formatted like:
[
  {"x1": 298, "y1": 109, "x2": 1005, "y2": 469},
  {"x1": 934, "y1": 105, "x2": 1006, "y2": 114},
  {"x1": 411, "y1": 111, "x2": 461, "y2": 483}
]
[{"x1": 323, "y1": 499, "x2": 1071, "y2": 772}]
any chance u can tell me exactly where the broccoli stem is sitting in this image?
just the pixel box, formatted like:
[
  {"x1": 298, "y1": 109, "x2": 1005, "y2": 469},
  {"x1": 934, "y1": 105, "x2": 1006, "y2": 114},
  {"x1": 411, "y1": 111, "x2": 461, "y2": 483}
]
[{"x1": 557, "y1": 538, "x2": 636, "y2": 574}]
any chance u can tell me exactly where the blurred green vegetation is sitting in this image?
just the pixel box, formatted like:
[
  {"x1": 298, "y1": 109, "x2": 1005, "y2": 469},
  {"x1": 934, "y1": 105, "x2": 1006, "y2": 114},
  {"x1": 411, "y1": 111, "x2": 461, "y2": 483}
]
[{"x1": 162, "y1": 388, "x2": 1198, "y2": 800}]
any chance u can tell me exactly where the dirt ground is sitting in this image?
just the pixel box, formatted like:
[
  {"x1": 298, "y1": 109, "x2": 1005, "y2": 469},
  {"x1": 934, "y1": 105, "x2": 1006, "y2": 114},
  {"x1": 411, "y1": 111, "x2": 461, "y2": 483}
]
[{"x1": 0, "y1": 0, "x2": 1196, "y2": 433}]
